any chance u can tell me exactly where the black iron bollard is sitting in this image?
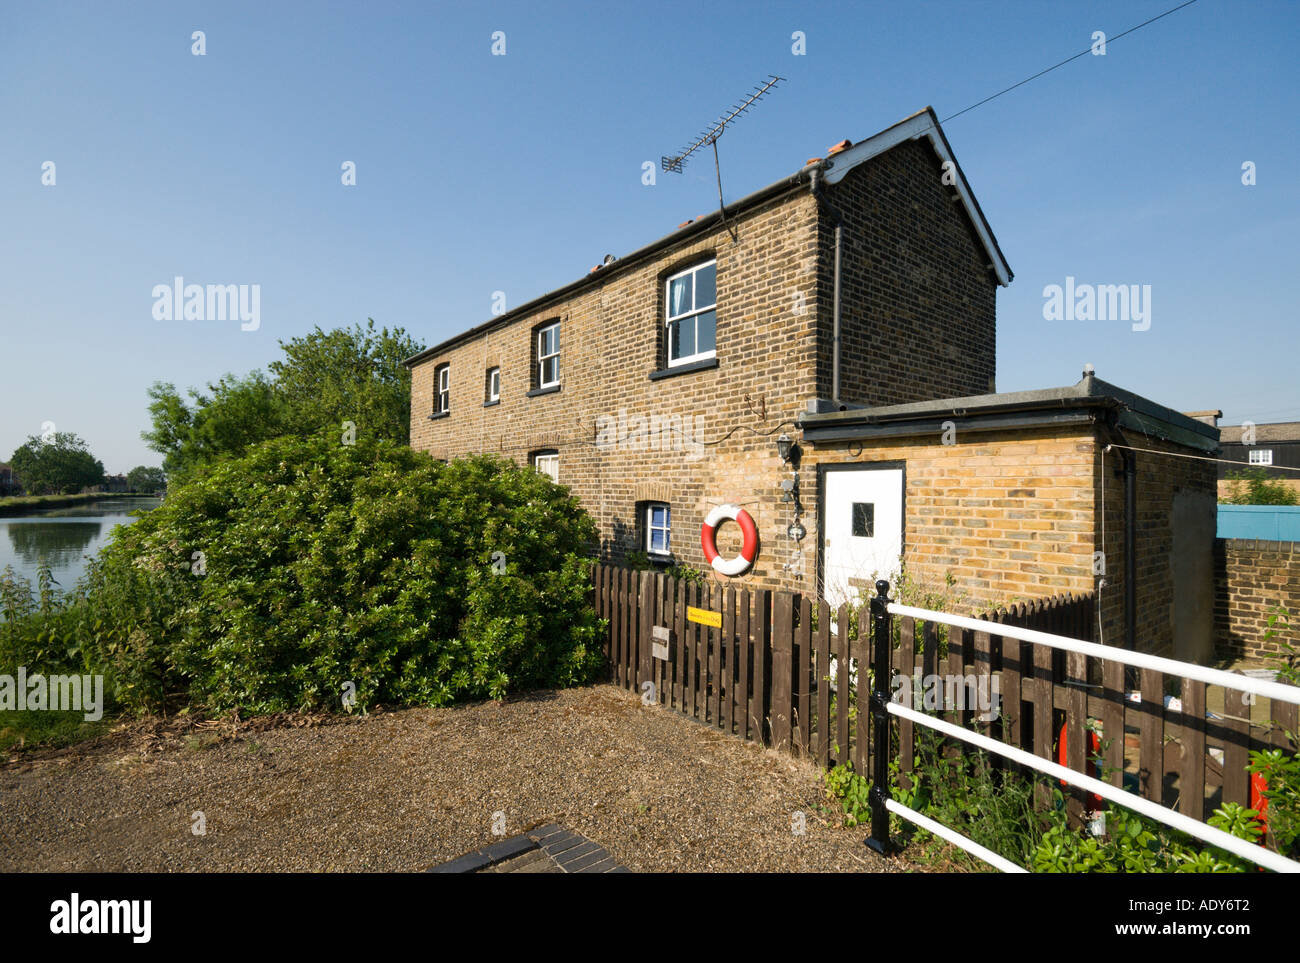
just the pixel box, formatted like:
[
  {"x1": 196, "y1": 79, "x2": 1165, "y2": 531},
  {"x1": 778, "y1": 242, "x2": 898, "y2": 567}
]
[{"x1": 865, "y1": 578, "x2": 893, "y2": 855}]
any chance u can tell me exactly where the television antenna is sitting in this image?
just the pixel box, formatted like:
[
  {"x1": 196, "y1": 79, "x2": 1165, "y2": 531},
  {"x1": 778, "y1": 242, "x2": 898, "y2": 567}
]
[{"x1": 660, "y1": 74, "x2": 784, "y2": 241}]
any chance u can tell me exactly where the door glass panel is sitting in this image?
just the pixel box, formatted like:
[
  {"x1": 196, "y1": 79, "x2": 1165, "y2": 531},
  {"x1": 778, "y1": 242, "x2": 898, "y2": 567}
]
[{"x1": 852, "y1": 502, "x2": 874, "y2": 538}]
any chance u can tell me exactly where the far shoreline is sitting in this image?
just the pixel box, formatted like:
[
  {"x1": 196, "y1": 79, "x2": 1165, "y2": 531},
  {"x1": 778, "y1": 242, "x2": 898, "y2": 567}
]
[{"x1": 0, "y1": 491, "x2": 158, "y2": 518}]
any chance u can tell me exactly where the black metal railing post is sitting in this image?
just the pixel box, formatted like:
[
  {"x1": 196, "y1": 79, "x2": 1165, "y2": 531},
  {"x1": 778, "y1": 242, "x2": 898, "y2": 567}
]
[{"x1": 865, "y1": 578, "x2": 893, "y2": 855}]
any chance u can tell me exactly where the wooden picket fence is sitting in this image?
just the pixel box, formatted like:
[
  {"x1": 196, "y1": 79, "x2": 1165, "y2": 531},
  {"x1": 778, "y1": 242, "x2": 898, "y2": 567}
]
[{"x1": 592, "y1": 564, "x2": 1298, "y2": 822}]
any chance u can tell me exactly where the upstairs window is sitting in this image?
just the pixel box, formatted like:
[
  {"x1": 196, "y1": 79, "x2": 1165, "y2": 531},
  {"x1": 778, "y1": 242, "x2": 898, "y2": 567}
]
[
  {"x1": 537, "y1": 322, "x2": 560, "y2": 388},
  {"x1": 645, "y1": 503, "x2": 671, "y2": 557},
  {"x1": 434, "y1": 364, "x2": 450, "y2": 415},
  {"x1": 485, "y1": 366, "x2": 500, "y2": 404},
  {"x1": 1249, "y1": 448, "x2": 1274, "y2": 466},
  {"x1": 533, "y1": 449, "x2": 559, "y2": 483},
  {"x1": 665, "y1": 260, "x2": 717, "y2": 367}
]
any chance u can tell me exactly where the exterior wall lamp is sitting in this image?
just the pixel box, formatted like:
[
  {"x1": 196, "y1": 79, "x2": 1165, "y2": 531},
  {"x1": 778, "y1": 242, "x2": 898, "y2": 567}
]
[{"x1": 776, "y1": 433, "x2": 800, "y2": 466}]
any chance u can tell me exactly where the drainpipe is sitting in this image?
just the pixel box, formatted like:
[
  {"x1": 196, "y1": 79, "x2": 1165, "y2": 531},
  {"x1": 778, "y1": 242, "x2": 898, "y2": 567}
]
[
  {"x1": 1122, "y1": 445, "x2": 1137, "y2": 652},
  {"x1": 809, "y1": 168, "x2": 844, "y2": 410},
  {"x1": 1102, "y1": 422, "x2": 1138, "y2": 653}
]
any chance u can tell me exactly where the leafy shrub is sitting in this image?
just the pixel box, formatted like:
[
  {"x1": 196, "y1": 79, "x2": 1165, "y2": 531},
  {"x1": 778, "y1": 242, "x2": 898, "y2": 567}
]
[
  {"x1": 823, "y1": 762, "x2": 872, "y2": 827},
  {"x1": 1223, "y1": 467, "x2": 1298, "y2": 506},
  {"x1": 1032, "y1": 797, "x2": 1263, "y2": 873},
  {"x1": 3, "y1": 432, "x2": 604, "y2": 714},
  {"x1": 1249, "y1": 747, "x2": 1300, "y2": 857}
]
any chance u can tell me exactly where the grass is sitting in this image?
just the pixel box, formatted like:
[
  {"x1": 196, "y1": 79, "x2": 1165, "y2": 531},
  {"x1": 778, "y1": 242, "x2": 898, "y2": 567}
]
[{"x1": 0, "y1": 709, "x2": 110, "y2": 754}]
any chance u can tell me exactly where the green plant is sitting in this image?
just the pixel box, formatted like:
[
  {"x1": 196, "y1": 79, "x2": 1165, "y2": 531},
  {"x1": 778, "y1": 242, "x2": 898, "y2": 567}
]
[
  {"x1": 1261, "y1": 605, "x2": 1299, "y2": 687},
  {"x1": 667, "y1": 563, "x2": 707, "y2": 586},
  {"x1": 1, "y1": 433, "x2": 606, "y2": 717},
  {"x1": 823, "y1": 762, "x2": 872, "y2": 827},
  {"x1": 1031, "y1": 795, "x2": 1262, "y2": 873},
  {"x1": 1248, "y1": 746, "x2": 1300, "y2": 857},
  {"x1": 1223, "y1": 468, "x2": 1298, "y2": 506},
  {"x1": 623, "y1": 551, "x2": 706, "y2": 587}
]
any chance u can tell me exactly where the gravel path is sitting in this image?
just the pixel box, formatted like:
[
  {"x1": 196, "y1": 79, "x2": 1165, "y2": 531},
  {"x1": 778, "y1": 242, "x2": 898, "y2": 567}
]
[{"x1": 0, "y1": 685, "x2": 912, "y2": 873}]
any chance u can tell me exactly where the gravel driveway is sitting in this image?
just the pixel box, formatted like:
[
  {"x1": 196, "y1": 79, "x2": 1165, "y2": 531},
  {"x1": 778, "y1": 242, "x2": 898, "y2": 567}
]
[{"x1": 0, "y1": 685, "x2": 911, "y2": 873}]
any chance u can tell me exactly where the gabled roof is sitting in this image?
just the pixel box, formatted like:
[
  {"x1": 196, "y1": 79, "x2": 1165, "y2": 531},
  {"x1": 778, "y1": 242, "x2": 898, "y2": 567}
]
[
  {"x1": 821, "y1": 107, "x2": 1011, "y2": 286},
  {"x1": 405, "y1": 107, "x2": 1012, "y2": 368}
]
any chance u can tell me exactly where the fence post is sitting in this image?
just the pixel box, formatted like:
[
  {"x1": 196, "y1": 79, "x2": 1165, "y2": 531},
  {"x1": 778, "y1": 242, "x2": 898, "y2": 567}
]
[{"x1": 866, "y1": 579, "x2": 893, "y2": 855}]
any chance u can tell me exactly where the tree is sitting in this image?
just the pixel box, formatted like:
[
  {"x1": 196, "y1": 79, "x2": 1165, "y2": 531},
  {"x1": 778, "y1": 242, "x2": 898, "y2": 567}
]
[
  {"x1": 268, "y1": 319, "x2": 421, "y2": 444},
  {"x1": 141, "y1": 321, "x2": 423, "y2": 480},
  {"x1": 1224, "y1": 468, "x2": 1299, "y2": 506},
  {"x1": 141, "y1": 372, "x2": 292, "y2": 481},
  {"x1": 125, "y1": 465, "x2": 167, "y2": 493},
  {"x1": 80, "y1": 432, "x2": 603, "y2": 712},
  {"x1": 8, "y1": 433, "x2": 105, "y2": 495}
]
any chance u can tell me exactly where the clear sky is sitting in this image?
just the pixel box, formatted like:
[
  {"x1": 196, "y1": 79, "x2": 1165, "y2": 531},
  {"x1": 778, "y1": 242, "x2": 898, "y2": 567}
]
[{"x1": 2, "y1": 0, "x2": 1296, "y2": 473}]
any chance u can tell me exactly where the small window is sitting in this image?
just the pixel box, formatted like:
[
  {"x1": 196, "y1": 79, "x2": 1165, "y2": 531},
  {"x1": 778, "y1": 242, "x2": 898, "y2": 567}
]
[
  {"x1": 537, "y1": 322, "x2": 560, "y2": 388},
  {"x1": 852, "y1": 502, "x2": 874, "y2": 538},
  {"x1": 434, "y1": 364, "x2": 450, "y2": 414},
  {"x1": 485, "y1": 367, "x2": 500, "y2": 403},
  {"x1": 645, "y1": 503, "x2": 671, "y2": 556},
  {"x1": 533, "y1": 449, "x2": 559, "y2": 483},
  {"x1": 1249, "y1": 449, "x2": 1273, "y2": 466},
  {"x1": 665, "y1": 260, "x2": 717, "y2": 367}
]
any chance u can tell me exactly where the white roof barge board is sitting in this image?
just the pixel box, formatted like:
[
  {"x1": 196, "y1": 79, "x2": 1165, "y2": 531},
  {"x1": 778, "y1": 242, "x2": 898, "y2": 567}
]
[{"x1": 821, "y1": 107, "x2": 1012, "y2": 287}]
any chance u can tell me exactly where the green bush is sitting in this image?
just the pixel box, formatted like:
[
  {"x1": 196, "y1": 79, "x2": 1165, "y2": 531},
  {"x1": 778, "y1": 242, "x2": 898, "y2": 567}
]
[
  {"x1": 2, "y1": 432, "x2": 605, "y2": 715},
  {"x1": 1223, "y1": 467, "x2": 1298, "y2": 506}
]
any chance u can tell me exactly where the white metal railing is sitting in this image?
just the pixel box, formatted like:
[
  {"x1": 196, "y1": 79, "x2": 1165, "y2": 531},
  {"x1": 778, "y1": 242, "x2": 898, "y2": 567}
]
[
  {"x1": 887, "y1": 602, "x2": 1300, "y2": 707},
  {"x1": 880, "y1": 602, "x2": 1300, "y2": 874},
  {"x1": 885, "y1": 798, "x2": 1028, "y2": 873}
]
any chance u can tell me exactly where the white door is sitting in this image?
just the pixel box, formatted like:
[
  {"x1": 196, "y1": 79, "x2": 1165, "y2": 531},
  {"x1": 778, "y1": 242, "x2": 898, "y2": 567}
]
[{"x1": 822, "y1": 466, "x2": 903, "y2": 608}]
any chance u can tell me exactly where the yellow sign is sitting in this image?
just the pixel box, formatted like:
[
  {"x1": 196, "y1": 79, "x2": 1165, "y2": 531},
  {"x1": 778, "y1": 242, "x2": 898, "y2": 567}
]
[{"x1": 687, "y1": 606, "x2": 722, "y2": 628}]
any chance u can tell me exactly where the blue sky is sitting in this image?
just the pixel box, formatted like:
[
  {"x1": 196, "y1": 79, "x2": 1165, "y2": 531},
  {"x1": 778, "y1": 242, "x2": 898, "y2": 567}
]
[{"x1": 2, "y1": 0, "x2": 1296, "y2": 473}]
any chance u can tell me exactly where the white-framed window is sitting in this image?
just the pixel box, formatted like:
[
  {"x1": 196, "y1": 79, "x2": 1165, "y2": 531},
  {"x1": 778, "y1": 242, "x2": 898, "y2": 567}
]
[
  {"x1": 434, "y1": 364, "x2": 450, "y2": 414},
  {"x1": 533, "y1": 450, "x2": 559, "y2": 483},
  {"x1": 665, "y1": 259, "x2": 717, "y2": 367},
  {"x1": 537, "y1": 322, "x2": 560, "y2": 388},
  {"x1": 486, "y1": 367, "x2": 500, "y2": 403},
  {"x1": 645, "y1": 503, "x2": 671, "y2": 556},
  {"x1": 1249, "y1": 448, "x2": 1274, "y2": 466}
]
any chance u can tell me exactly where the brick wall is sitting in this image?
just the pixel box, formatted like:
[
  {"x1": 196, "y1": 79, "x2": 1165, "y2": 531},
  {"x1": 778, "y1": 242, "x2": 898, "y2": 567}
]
[
  {"x1": 801, "y1": 427, "x2": 1097, "y2": 614},
  {"x1": 1215, "y1": 539, "x2": 1300, "y2": 663},
  {"x1": 816, "y1": 138, "x2": 998, "y2": 406}
]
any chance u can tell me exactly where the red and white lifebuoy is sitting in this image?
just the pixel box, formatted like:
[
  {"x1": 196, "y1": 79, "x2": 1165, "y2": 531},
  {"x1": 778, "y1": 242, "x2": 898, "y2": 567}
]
[{"x1": 700, "y1": 503, "x2": 758, "y2": 577}]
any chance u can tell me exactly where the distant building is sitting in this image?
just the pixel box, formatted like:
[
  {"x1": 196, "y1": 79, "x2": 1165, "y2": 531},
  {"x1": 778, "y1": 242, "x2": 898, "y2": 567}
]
[
  {"x1": 1217, "y1": 420, "x2": 1300, "y2": 499},
  {"x1": 0, "y1": 462, "x2": 19, "y2": 495}
]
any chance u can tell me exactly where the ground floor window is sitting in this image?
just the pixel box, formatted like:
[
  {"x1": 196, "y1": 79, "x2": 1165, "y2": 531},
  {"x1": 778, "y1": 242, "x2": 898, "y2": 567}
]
[
  {"x1": 532, "y1": 449, "x2": 559, "y2": 482},
  {"x1": 645, "y1": 502, "x2": 671, "y2": 556}
]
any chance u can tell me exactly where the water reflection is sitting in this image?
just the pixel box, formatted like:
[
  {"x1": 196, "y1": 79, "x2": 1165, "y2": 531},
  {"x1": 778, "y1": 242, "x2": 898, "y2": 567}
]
[
  {"x1": 0, "y1": 498, "x2": 161, "y2": 591},
  {"x1": 7, "y1": 521, "x2": 103, "y2": 567}
]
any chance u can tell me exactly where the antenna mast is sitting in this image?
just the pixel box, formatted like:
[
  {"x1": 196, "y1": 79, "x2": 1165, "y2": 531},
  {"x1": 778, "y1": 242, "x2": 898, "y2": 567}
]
[{"x1": 660, "y1": 74, "x2": 784, "y2": 240}]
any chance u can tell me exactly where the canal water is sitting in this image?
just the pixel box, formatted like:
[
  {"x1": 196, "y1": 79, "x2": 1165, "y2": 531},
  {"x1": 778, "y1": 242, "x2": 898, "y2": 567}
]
[{"x1": 0, "y1": 497, "x2": 162, "y2": 594}]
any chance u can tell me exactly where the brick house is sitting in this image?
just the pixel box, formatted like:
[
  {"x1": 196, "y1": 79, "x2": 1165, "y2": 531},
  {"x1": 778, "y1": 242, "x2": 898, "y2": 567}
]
[{"x1": 405, "y1": 108, "x2": 1218, "y2": 659}]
